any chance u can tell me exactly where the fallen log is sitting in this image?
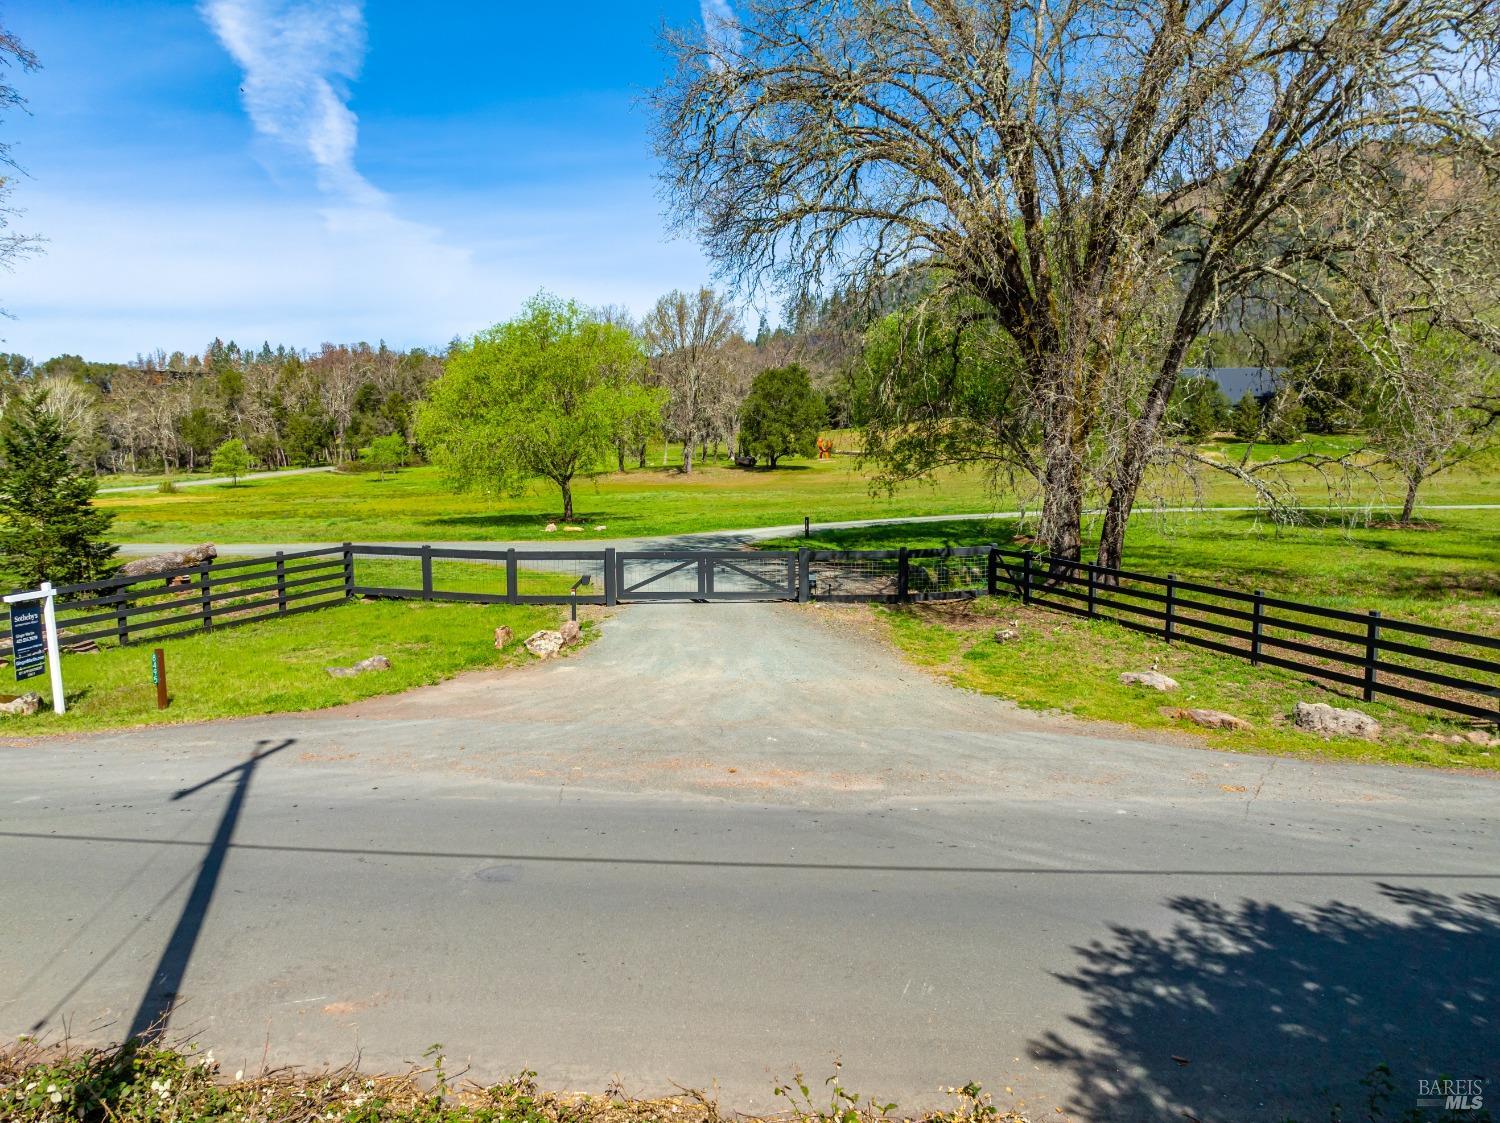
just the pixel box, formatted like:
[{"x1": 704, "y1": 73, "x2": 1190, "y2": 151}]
[{"x1": 119, "y1": 543, "x2": 218, "y2": 579}]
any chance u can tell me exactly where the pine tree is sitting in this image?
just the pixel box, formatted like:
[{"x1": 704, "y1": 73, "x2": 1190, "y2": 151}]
[{"x1": 0, "y1": 388, "x2": 117, "y2": 588}]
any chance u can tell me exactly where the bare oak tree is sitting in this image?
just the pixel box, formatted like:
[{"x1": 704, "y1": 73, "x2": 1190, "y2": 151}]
[
  {"x1": 642, "y1": 287, "x2": 741, "y2": 473},
  {"x1": 654, "y1": 0, "x2": 1499, "y2": 565}
]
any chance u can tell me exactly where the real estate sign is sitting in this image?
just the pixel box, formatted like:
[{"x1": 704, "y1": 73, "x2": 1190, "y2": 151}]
[{"x1": 9, "y1": 601, "x2": 45, "y2": 681}]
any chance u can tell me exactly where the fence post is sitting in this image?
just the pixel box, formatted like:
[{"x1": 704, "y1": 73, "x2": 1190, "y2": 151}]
[
  {"x1": 1021, "y1": 550, "x2": 1033, "y2": 606},
  {"x1": 506, "y1": 549, "x2": 518, "y2": 604},
  {"x1": 275, "y1": 551, "x2": 287, "y2": 614},
  {"x1": 114, "y1": 584, "x2": 130, "y2": 645},
  {"x1": 341, "y1": 543, "x2": 355, "y2": 600},
  {"x1": 199, "y1": 561, "x2": 212, "y2": 630},
  {"x1": 1164, "y1": 573, "x2": 1177, "y2": 643},
  {"x1": 1251, "y1": 590, "x2": 1264, "y2": 665},
  {"x1": 420, "y1": 545, "x2": 433, "y2": 602},
  {"x1": 603, "y1": 548, "x2": 617, "y2": 606},
  {"x1": 797, "y1": 548, "x2": 811, "y2": 603},
  {"x1": 1363, "y1": 609, "x2": 1381, "y2": 703},
  {"x1": 986, "y1": 545, "x2": 998, "y2": 597},
  {"x1": 1086, "y1": 564, "x2": 1097, "y2": 618},
  {"x1": 897, "y1": 547, "x2": 910, "y2": 603}
]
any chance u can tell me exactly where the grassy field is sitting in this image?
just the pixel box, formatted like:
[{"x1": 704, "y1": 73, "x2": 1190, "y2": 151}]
[
  {"x1": 95, "y1": 445, "x2": 1499, "y2": 545},
  {"x1": 0, "y1": 559, "x2": 579, "y2": 736},
  {"x1": 766, "y1": 508, "x2": 1500, "y2": 627},
  {"x1": 879, "y1": 597, "x2": 1496, "y2": 770}
]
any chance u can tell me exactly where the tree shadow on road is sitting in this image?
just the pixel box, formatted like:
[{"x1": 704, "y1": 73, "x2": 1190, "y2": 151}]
[{"x1": 1031, "y1": 885, "x2": 1499, "y2": 1122}]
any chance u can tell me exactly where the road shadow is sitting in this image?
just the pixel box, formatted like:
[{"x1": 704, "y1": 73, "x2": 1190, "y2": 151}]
[
  {"x1": 1030, "y1": 884, "x2": 1499, "y2": 1122},
  {"x1": 127, "y1": 737, "x2": 294, "y2": 1040}
]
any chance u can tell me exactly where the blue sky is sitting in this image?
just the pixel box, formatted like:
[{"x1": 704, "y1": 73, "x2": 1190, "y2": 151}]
[{"x1": 1, "y1": 0, "x2": 725, "y2": 361}]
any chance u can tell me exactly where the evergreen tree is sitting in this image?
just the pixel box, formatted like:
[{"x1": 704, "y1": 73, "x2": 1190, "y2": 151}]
[
  {"x1": 0, "y1": 389, "x2": 117, "y2": 588},
  {"x1": 1230, "y1": 393, "x2": 1263, "y2": 440},
  {"x1": 737, "y1": 364, "x2": 826, "y2": 467}
]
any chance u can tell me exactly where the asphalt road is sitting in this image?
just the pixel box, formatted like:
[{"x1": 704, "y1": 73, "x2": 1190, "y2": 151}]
[
  {"x1": 3, "y1": 603, "x2": 1497, "y2": 1121},
  {"x1": 97, "y1": 466, "x2": 335, "y2": 494}
]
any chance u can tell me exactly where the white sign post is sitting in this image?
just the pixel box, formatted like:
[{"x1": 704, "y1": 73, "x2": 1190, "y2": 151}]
[{"x1": 4, "y1": 581, "x2": 65, "y2": 715}]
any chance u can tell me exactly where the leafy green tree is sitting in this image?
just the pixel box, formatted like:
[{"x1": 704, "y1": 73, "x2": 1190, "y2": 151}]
[
  {"x1": 1284, "y1": 323, "x2": 1378, "y2": 434},
  {"x1": 416, "y1": 293, "x2": 663, "y2": 519},
  {"x1": 737, "y1": 364, "x2": 826, "y2": 468},
  {"x1": 0, "y1": 389, "x2": 116, "y2": 588},
  {"x1": 361, "y1": 433, "x2": 408, "y2": 478},
  {"x1": 211, "y1": 438, "x2": 252, "y2": 485}
]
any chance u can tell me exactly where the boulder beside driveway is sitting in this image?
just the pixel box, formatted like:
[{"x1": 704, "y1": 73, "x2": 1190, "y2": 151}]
[
  {"x1": 326, "y1": 655, "x2": 392, "y2": 678},
  {"x1": 1293, "y1": 701, "x2": 1381, "y2": 740}
]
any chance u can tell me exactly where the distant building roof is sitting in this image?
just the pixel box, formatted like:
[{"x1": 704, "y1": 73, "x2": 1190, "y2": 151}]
[{"x1": 1183, "y1": 366, "x2": 1285, "y2": 401}]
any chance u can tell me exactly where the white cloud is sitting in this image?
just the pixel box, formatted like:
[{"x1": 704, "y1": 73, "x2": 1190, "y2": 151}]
[
  {"x1": 700, "y1": 0, "x2": 741, "y2": 58},
  {"x1": 201, "y1": 0, "x2": 380, "y2": 206}
]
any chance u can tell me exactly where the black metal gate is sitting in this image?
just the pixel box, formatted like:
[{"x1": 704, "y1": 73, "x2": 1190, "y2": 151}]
[{"x1": 614, "y1": 550, "x2": 797, "y2": 602}]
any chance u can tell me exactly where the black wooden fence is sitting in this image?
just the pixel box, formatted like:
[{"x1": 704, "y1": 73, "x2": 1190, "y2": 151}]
[{"x1": 4, "y1": 541, "x2": 1495, "y2": 726}]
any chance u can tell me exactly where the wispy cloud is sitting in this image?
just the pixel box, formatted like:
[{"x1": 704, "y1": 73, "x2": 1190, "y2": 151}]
[
  {"x1": 700, "y1": 0, "x2": 741, "y2": 58},
  {"x1": 200, "y1": 0, "x2": 381, "y2": 208}
]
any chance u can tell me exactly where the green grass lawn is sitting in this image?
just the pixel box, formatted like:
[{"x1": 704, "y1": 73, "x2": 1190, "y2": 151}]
[
  {"x1": 95, "y1": 445, "x2": 1499, "y2": 546},
  {"x1": 778, "y1": 509, "x2": 1498, "y2": 765},
  {"x1": 880, "y1": 597, "x2": 1497, "y2": 771},
  {"x1": 0, "y1": 558, "x2": 580, "y2": 736}
]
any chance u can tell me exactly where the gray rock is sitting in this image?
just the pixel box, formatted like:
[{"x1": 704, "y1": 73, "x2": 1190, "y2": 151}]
[
  {"x1": 1170, "y1": 707, "x2": 1251, "y2": 731},
  {"x1": 560, "y1": 620, "x2": 582, "y2": 646},
  {"x1": 1120, "y1": 670, "x2": 1179, "y2": 691},
  {"x1": 993, "y1": 628, "x2": 1022, "y2": 644},
  {"x1": 1293, "y1": 701, "x2": 1381, "y2": 740},
  {"x1": 494, "y1": 626, "x2": 514, "y2": 650},
  {"x1": 326, "y1": 654, "x2": 392, "y2": 678},
  {"x1": 0, "y1": 692, "x2": 43, "y2": 717},
  {"x1": 524, "y1": 630, "x2": 565, "y2": 659}
]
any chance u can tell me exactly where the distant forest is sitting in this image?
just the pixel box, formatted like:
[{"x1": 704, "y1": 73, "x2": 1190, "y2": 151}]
[{"x1": 0, "y1": 293, "x2": 865, "y2": 475}]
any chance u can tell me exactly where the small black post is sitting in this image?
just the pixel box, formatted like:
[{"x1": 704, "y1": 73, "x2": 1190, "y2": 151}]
[
  {"x1": 505, "y1": 548, "x2": 518, "y2": 604},
  {"x1": 341, "y1": 543, "x2": 355, "y2": 600},
  {"x1": 199, "y1": 561, "x2": 212, "y2": 630},
  {"x1": 986, "y1": 544, "x2": 998, "y2": 597},
  {"x1": 1086, "y1": 564, "x2": 1097, "y2": 618},
  {"x1": 1251, "y1": 590, "x2": 1264, "y2": 665},
  {"x1": 1364, "y1": 609, "x2": 1381, "y2": 703},
  {"x1": 114, "y1": 585, "x2": 130, "y2": 645},
  {"x1": 603, "y1": 548, "x2": 617, "y2": 606},
  {"x1": 804, "y1": 515, "x2": 811, "y2": 538},
  {"x1": 797, "y1": 548, "x2": 811, "y2": 603},
  {"x1": 1164, "y1": 574, "x2": 1177, "y2": 643},
  {"x1": 420, "y1": 545, "x2": 433, "y2": 602},
  {"x1": 897, "y1": 547, "x2": 910, "y2": 602},
  {"x1": 1021, "y1": 550, "x2": 1034, "y2": 606},
  {"x1": 275, "y1": 551, "x2": 287, "y2": 614}
]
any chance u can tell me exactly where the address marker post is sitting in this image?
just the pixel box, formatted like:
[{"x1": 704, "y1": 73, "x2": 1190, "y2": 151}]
[{"x1": 152, "y1": 647, "x2": 168, "y2": 710}]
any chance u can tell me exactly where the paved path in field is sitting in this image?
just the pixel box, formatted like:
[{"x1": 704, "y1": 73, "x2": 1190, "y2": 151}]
[
  {"x1": 111, "y1": 501, "x2": 1500, "y2": 557},
  {"x1": 3, "y1": 603, "x2": 1498, "y2": 1121},
  {"x1": 97, "y1": 465, "x2": 335, "y2": 494}
]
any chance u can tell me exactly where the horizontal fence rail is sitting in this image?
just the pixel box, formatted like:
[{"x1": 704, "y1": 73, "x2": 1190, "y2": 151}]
[
  {"x1": 2, "y1": 546, "x2": 350, "y2": 652},
  {"x1": 5, "y1": 541, "x2": 1494, "y2": 727},
  {"x1": 988, "y1": 547, "x2": 1499, "y2": 726}
]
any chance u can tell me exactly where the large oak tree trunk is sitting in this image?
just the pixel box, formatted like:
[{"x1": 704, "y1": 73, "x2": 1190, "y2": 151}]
[{"x1": 560, "y1": 479, "x2": 574, "y2": 521}]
